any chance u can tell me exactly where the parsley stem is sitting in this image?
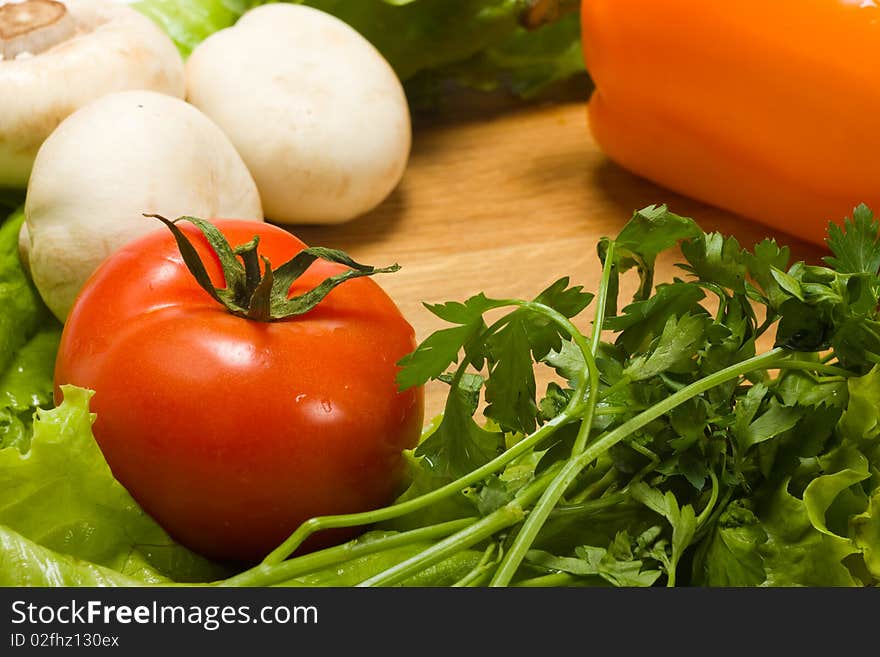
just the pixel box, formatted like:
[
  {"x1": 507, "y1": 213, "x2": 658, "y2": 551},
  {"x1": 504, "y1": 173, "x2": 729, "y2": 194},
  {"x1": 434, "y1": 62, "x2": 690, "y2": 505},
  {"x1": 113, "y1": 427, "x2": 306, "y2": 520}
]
[
  {"x1": 567, "y1": 465, "x2": 619, "y2": 504},
  {"x1": 590, "y1": 241, "x2": 615, "y2": 355},
  {"x1": 356, "y1": 505, "x2": 524, "y2": 587},
  {"x1": 488, "y1": 347, "x2": 790, "y2": 586},
  {"x1": 551, "y1": 490, "x2": 630, "y2": 516},
  {"x1": 217, "y1": 517, "x2": 476, "y2": 587},
  {"x1": 693, "y1": 486, "x2": 736, "y2": 544},
  {"x1": 695, "y1": 469, "x2": 719, "y2": 529},
  {"x1": 778, "y1": 359, "x2": 855, "y2": 377},
  {"x1": 357, "y1": 464, "x2": 561, "y2": 587},
  {"x1": 513, "y1": 572, "x2": 576, "y2": 587},
  {"x1": 571, "y1": 240, "x2": 614, "y2": 457},
  {"x1": 452, "y1": 544, "x2": 498, "y2": 587}
]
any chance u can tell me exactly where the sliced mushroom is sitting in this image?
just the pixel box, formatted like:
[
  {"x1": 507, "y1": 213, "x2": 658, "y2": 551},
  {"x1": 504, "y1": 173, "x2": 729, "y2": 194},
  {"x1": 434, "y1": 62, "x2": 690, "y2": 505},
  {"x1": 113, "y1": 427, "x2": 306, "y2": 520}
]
[{"x1": 0, "y1": 0, "x2": 185, "y2": 188}]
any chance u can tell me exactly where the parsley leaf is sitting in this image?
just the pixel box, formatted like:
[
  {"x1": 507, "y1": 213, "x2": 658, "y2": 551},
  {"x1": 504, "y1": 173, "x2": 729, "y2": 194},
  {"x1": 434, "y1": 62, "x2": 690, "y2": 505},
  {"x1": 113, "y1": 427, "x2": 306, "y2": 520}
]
[
  {"x1": 484, "y1": 316, "x2": 537, "y2": 433},
  {"x1": 679, "y1": 232, "x2": 748, "y2": 292},
  {"x1": 623, "y1": 313, "x2": 707, "y2": 381},
  {"x1": 396, "y1": 293, "x2": 506, "y2": 390},
  {"x1": 414, "y1": 376, "x2": 505, "y2": 480},
  {"x1": 630, "y1": 483, "x2": 697, "y2": 585},
  {"x1": 483, "y1": 278, "x2": 592, "y2": 433},
  {"x1": 606, "y1": 281, "x2": 706, "y2": 355},
  {"x1": 599, "y1": 204, "x2": 702, "y2": 311},
  {"x1": 824, "y1": 204, "x2": 880, "y2": 275},
  {"x1": 735, "y1": 398, "x2": 805, "y2": 451},
  {"x1": 525, "y1": 530, "x2": 663, "y2": 587},
  {"x1": 529, "y1": 277, "x2": 594, "y2": 360},
  {"x1": 745, "y1": 238, "x2": 792, "y2": 309}
]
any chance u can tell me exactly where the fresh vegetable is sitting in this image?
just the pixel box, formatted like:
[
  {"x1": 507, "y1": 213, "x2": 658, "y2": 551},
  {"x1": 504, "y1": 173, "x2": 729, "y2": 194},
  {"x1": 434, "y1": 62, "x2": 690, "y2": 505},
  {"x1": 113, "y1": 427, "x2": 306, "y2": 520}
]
[
  {"x1": 4, "y1": 203, "x2": 879, "y2": 587},
  {"x1": 0, "y1": 0, "x2": 185, "y2": 189},
  {"x1": 581, "y1": 0, "x2": 880, "y2": 246},
  {"x1": 185, "y1": 4, "x2": 411, "y2": 225},
  {"x1": 53, "y1": 216, "x2": 424, "y2": 563},
  {"x1": 21, "y1": 89, "x2": 263, "y2": 321},
  {"x1": 131, "y1": 0, "x2": 587, "y2": 102}
]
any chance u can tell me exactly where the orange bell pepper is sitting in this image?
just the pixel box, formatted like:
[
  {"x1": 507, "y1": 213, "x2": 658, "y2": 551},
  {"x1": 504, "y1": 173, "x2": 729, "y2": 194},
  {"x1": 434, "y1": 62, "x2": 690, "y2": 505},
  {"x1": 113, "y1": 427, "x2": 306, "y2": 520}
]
[{"x1": 581, "y1": 0, "x2": 880, "y2": 245}]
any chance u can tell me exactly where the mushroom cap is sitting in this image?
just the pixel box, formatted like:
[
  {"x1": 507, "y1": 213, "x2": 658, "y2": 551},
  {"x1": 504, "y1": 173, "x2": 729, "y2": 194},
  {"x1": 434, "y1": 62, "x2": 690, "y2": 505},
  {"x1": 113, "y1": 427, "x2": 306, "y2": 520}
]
[
  {"x1": 185, "y1": 3, "x2": 411, "y2": 225},
  {"x1": 0, "y1": 0, "x2": 186, "y2": 188},
  {"x1": 23, "y1": 89, "x2": 263, "y2": 321}
]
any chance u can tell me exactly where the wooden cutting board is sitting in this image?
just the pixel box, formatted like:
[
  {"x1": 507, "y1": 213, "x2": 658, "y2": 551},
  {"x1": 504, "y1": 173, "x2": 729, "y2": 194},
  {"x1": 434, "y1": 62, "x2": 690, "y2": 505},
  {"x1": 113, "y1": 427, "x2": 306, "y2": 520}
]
[{"x1": 292, "y1": 96, "x2": 829, "y2": 420}]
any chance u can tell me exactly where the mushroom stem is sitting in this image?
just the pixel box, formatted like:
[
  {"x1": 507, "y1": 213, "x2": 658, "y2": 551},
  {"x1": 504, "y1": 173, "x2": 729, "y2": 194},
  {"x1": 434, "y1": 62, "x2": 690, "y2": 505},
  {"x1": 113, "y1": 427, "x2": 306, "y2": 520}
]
[{"x1": 0, "y1": 0, "x2": 75, "y2": 59}]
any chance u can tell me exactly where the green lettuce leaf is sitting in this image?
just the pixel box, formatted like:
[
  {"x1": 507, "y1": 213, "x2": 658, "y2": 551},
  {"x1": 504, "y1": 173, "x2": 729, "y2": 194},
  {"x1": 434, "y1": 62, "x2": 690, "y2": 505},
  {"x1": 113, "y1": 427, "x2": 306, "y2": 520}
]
[
  {"x1": 0, "y1": 385, "x2": 228, "y2": 584},
  {"x1": 696, "y1": 451, "x2": 879, "y2": 587},
  {"x1": 691, "y1": 500, "x2": 767, "y2": 587},
  {"x1": 0, "y1": 326, "x2": 62, "y2": 452},
  {"x1": 838, "y1": 364, "x2": 880, "y2": 443},
  {"x1": 851, "y1": 489, "x2": 880, "y2": 579},
  {"x1": 131, "y1": 0, "x2": 258, "y2": 56},
  {"x1": 0, "y1": 327, "x2": 59, "y2": 413},
  {"x1": 0, "y1": 208, "x2": 52, "y2": 374},
  {"x1": 0, "y1": 525, "x2": 144, "y2": 587},
  {"x1": 757, "y1": 477, "x2": 862, "y2": 586},
  {"x1": 802, "y1": 445, "x2": 870, "y2": 538}
]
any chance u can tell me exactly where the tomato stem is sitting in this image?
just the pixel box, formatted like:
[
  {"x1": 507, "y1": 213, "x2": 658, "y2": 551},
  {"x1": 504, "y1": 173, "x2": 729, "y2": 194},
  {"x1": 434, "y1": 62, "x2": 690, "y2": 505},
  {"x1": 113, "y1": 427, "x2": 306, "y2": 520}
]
[{"x1": 148, "y1": 214, "x2": 400, "y2": 322}]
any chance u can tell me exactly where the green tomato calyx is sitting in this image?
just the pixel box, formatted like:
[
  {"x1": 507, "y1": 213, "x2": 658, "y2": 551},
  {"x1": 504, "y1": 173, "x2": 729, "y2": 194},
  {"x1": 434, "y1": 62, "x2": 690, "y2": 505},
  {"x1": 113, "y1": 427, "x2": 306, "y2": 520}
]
[{"x1": 149, "y1": 214, "x2": 400, "y2": 322}]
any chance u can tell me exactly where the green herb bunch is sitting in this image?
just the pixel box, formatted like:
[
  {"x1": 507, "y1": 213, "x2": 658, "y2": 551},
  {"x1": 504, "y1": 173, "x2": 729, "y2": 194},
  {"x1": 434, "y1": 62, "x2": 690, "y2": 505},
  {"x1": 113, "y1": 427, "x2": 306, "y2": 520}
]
[{"x1": 228, "y1": 204, "x2": 880, "y2": 587}]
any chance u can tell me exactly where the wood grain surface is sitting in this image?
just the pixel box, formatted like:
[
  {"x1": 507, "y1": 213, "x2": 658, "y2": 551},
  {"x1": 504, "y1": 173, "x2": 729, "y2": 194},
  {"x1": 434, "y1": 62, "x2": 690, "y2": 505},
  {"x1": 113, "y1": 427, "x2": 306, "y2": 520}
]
[{"x1": 291, "y1": 97, "x2": 829, "y2": 420}]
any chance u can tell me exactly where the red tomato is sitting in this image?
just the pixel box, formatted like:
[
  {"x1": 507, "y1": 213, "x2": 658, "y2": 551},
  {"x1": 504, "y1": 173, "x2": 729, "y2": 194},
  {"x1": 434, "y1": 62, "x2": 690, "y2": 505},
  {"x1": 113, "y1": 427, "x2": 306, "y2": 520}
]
[{"x1": 54, "y1": 220, "x2": 424, "y2": 563}]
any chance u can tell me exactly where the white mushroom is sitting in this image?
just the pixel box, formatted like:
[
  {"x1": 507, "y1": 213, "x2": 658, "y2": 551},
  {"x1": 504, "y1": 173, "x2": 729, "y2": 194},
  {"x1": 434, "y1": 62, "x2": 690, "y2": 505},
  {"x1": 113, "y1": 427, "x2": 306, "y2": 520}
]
[
  {"x1": 23, "y1": 89, "x2": 263, "y2": 321},
  {"x1": 185, "y1": 3, "x2": 411, "y2": 225},
  {"x1": 0, "y1": 0, "x2": 186, "y2": 188}
]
